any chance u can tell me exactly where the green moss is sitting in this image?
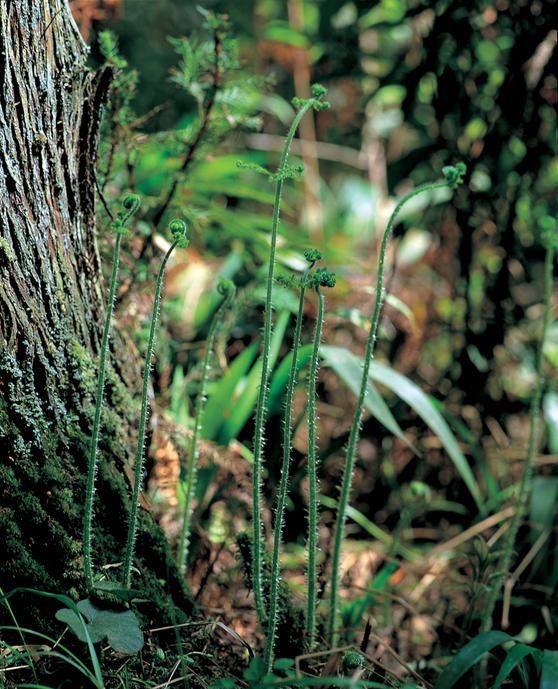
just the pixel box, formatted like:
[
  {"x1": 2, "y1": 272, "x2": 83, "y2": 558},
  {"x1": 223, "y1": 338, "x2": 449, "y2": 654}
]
[
  {"x1": 0, "y1": 338, "x2": 194, "y2": 633},
  {"x1": 235, "y1": 532, "x2": 305, "y2": 659},
  {"x1": 70, "y1": 339, "x2": 98, "y2": 399}
]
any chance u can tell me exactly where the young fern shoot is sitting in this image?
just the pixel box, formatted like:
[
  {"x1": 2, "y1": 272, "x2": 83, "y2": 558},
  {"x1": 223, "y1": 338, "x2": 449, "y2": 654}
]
[
  {"x1": 248, "y1": 84, "x2": 329, "y2": 626},
  {"x1": 306, "y1": 267, "x2": 336, "y2": 651},
  {"x1": 123, "y1": 219, "x2": 190, "y2": 589},
  {"x1": 265, "y1": 249, "x2": 321, "y2": 670},
  {"x1": 83, "y1": 194, "x2": 140, "y2": 592},
  {"x1": 480, "y1": 224, "x2": 557, "y2": 635},
  {"x1": 327, "y1": 164, "x2": 467, "y2": 646},
  {"x1": 177, "y1": 278, "x2": 236, "y2": 575}
]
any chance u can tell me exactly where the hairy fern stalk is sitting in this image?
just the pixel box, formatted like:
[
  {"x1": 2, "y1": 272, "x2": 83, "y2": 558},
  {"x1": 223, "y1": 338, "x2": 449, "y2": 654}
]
[
  {"x1": 264, "y1": 252, "x2": 319, "y2": 670},
  {"x1": 83, "y1": 194, "x2": 140, "y2": 592},
  {"x1": 250, "y1": 85, "x2": 329, "y2": 627},
  {"x1": 177, "y1": 278, "x2": 235, "y2": 575},
  {"x1": 305, "y1": 269, "x2": 335, "y2": 650},
  {"x1": 327, "y1": 164, "x2": 467, "y2": 646},
  {"x1": 123, "y1": 220, "x2": 189, "y2": 589}
]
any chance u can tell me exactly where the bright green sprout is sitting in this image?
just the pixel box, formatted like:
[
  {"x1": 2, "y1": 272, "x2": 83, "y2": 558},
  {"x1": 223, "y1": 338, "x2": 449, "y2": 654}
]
[
  {"x1": 342, "y1": 650, "x2": 366, "y2": 675},
  {"x1": 111, "y1": 194, "x2": 141, "y2": 235},
  {"x1": 327, "y1": 166, "x2": 466, "y2": 647},
  {"x1": 247, "y1": 84, "x2": 329, "y2": 628},
  {"x1": 123, "y1": 218, "x2": 189, "y2": 588},
  {"x1": 442, "y1": 162, "x2": 467, "y2": 188},
  {"x1": 177, "y1": 277, "x2": 236, "y2": 574},
  {"x1": 292, "y1": 83, "x2": 330, "y2": 111},
  {"x1": 265, "y1": 253, "x2": 320, "y2": 670},
  {"x1": 304, "y1": 248, "x2": 322, "y2": 263},
  {"x1": 84, "y1": 194, "x2": 141, "y2": 592},
  {"x1": 305, "y1": 263, "x2": 334, "y2": 651},
  {"x1": 311, "y1": 83, "x2": 328, "y2": 98},
  {"x1": 169, "y1": 218, "x2": 190, "y2": 248},
  {"x1": 312, "y1": 267, "x2": 337, "y2": 289}
]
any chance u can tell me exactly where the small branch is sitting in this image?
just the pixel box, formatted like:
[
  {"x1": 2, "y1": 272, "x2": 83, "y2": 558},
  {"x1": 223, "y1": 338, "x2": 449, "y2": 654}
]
[{"x1": 151, "y1": 28, "x2": 223, "y2": 230}]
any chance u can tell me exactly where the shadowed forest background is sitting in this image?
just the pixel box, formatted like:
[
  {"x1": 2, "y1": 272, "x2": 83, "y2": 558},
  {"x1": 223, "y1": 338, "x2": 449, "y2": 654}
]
[{"x1": 0, "y1": 0, "x2": 556, "y2": 687}]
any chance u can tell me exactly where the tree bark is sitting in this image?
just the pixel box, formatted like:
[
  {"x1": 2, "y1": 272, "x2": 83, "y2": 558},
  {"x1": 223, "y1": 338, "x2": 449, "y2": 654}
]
[{"x1": 0, "y1": 0, "x2": 191, "y2": 627}]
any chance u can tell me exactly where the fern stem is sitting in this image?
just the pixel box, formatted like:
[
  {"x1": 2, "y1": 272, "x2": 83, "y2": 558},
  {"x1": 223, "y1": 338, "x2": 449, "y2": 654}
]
[
  {"x1": 123, "y1": 234, "x2": 184, "y2": 588},
  {"x1": 327, "y1": 178, "x2": 456, "y2": 646},
  {"x1": 177, "y1": 279, "x2": 235, "y2": 575},
  {"x1": 306, "y1": 284, "x2": 326, "y2": 650},
  {"x1": 251, "y1": 100, "x2": 318, "y2": 626},
  {"x1": 265, "y1": 264, "x2": 313, "y2": 670},
  {"x1": 480, "y1": 236, "x2": 556, "y2": 634},
  {"x1": 84, "y1": 195, "x2": 139, "y2": 592}
]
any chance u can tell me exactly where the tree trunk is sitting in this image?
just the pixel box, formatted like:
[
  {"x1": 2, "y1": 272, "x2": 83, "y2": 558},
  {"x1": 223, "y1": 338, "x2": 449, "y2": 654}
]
[{"x1": 0, "y1": 0, "x2": 191, "y2": 628}]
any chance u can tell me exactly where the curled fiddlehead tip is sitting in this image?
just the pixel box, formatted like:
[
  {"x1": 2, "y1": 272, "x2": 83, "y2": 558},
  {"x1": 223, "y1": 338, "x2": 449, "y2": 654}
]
[
  {"x1": 217, "y1": 277, "x2": 235, "y2": 296},
  {"x1": 122, "y1": 194, "x2": 141, "y2": 212},
  {"x1": 442, "y1": 162, "x2": 467, "y2": 189},
  {"x1": 304, "y1": 248, "x2": 322, "y2": 264},
  {"x1": 313, "y1": 267, "x2": 336, "y2": 289},
  {"x1": 342, "y1": 651, "x2": 366, "y2": 675},
  {"x1": 291, "y1": 83, "x2": 330, "y2": 112},
  {"x1": 311, "y1": 83, "x2": 328, "y2": 98},
  {"x1": 169, "y1": 219, "x2": 189, "y2": 248},
  {"x1": 112, "y1": 194, "x2": 141, "y2": 234}
]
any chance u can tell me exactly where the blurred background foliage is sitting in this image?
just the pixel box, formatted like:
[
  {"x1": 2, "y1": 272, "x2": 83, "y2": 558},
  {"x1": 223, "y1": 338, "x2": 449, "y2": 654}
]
[{"x1": 72, "y1": 0, "x2": 556, "y2": 661}]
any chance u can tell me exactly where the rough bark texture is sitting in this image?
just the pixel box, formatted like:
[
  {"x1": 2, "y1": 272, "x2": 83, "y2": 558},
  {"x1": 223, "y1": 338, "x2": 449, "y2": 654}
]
[{"x1": 0, "y1": 0, "x2": 192, "y2": 628}]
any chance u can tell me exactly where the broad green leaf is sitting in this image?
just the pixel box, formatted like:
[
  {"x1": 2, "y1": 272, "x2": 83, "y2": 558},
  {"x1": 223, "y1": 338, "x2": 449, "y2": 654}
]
[
  {"x1": 434, "y1": 631, "x2": 513, "y2": 689},
  {"x1": 202, "y1": 339, "x2": 259, "y2": 441},
  {"x1": 56, "y1": 599, "x2": 144, "y2": 655},
  {"x1": 244, "y1": 655, "x2": 267, "y2": 681},
  {"x1": 541, "y1": 650, "x2": 558, "y2": 689},
  {"x1": 493, "y1": 643, "x2": 540, "y2": 689},
  {"x1": 320, "y1": 347, "x2": 482, "y2": 510},
  {"x1": 220, "y1": 311, "x2": 290, "y2": 443},
  {"x1": 55, "y1": 607, "x2": 104, "y2": 644},
  {"x1": 319, "y1": 345, "x2": 413, "y2": 451},
  {"x1": 369, "y1": 358, "x2": 483, "y2": 510}
]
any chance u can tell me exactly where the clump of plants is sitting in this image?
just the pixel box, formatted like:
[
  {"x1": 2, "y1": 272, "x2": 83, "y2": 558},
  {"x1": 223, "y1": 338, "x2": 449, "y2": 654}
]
[{"x1": 6, "y1": 7, "x2": 554, "y2": 689}]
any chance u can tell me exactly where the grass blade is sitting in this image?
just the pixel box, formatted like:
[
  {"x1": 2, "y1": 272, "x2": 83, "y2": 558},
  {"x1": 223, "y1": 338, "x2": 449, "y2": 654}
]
[
  {"x1": 492, "y1": 643, "x2": 540, "y2": 689},
  {"x1": 433, "y1": 631, "x2": 512, "y2": 689},
  {"x1": 320, "y1": 345, "x2": 412, "y2": 449}
]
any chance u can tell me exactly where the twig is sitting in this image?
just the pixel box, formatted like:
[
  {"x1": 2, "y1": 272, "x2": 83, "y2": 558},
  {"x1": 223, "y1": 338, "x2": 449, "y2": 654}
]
[{"x1": 151, "y1": 29, "x2": 222, "y2": 230}]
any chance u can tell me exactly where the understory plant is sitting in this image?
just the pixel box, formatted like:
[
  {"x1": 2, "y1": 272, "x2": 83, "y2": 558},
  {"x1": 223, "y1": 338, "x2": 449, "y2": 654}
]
[
  {"x1": 327, "y1": 163, "x2": 467, "y2": 646},
  {"x1": 83, "y1": 194, "x2": 141, "y2": 592},
  {"x1": 264, "y1": 252, "x2": 336, "y2": 670},
  {"x1": 177, "y1": 278, "x2": 236, "y2": 574},
  {"x1": 306, "y1": 267, "x2": 336, "y2": 651},
  {"x1": 123, "y1": 219, "x2": 190, "y2": 588},
  {"x1": 247, "y1": 84, "x2": 329, "y2": 626}
]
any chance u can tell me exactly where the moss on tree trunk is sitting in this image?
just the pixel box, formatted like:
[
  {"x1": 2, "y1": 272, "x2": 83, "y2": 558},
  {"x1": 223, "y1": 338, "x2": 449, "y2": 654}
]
[{"x1": 0, "y1": 0, "x2": 192, "y2": 631}]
